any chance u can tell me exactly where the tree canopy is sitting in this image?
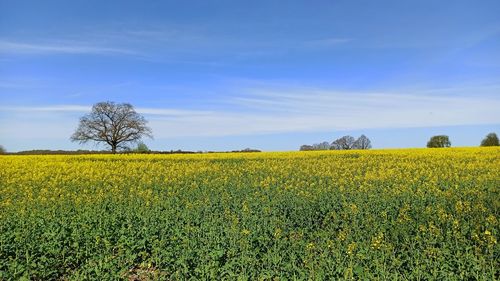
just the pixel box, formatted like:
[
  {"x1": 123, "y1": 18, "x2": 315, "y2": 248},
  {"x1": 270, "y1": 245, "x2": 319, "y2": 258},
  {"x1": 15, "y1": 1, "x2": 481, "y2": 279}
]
[
  {"x1": 353, "y1": 134, "x2": 372, "y2": 149},
  {"x1": 331, "y1": 135, "x2": 356, "y2": 150},
  {"x1": 480, "y1": 132, "x2": 499, "y2": 147},
  {"x1": 134, "y1": 142, "x2": 151, "y2": 153},
  {"x1": 427, "y1": 135, "x2": 451, "y2": 148},
  {"x1": 71, "y1": 101, "x2": 153, "y2": 153}
]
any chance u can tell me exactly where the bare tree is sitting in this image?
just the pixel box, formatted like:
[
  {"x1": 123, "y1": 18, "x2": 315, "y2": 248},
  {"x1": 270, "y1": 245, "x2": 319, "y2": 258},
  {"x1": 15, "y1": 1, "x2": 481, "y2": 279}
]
[
  {"x1": 313, "y1": 141, "x2": 331, "y2": 150},
  {"x1": 71, "y1": 101, "x2": 153, "y2": 153},
  {"x1": 352, "y1": 134, "x2": 372, "y2": 149},
  {"x1": 0, "y1": 145, "x2": 5, "y2": 154},
  {"x1": 331, "y1": 135, "x2": 356, "y2": 150}
]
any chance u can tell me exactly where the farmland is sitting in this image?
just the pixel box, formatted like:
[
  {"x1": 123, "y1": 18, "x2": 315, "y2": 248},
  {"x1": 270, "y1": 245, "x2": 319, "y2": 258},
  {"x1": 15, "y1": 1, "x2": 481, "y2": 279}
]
[{"x1": 0, "y1": 148, "x2": 499, "y2": 280}]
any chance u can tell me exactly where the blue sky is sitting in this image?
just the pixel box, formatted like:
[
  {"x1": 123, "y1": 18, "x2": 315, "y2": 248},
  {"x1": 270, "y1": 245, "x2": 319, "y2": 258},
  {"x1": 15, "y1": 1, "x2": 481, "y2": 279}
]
[{"x1": 1, "y1": 0, "x2": 499, "y2": 152}]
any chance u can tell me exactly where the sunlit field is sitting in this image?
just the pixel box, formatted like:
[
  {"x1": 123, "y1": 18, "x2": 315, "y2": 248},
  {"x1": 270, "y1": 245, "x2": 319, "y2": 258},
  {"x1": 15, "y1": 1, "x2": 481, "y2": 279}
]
[{"x1": 1, "y1": 148, "x2": 499, "y2": 280}]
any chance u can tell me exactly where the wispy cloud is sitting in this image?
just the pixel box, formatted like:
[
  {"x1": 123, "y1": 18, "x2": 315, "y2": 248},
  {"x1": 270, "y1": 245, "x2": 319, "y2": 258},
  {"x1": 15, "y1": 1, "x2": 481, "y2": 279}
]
[
  {"x1": 0, "y1": 78, "x2": 52, "y2": 89},
  {"x1": 146, "y1": 89, "x2": 499, "y2": 137},
  {"x1": 0, "y1": 40, "x2": 136, "y2": 56},
  {"x1": 0, "y1": 105, "x2": 211, "y2": 117},
  {"x1": 136, "y1": 108, "x2": 212, "y2": 116},
  {"x1": 0, "y1": 80, "x2": 32, "y2": 89},
  {"x1": 0, "y1": 105, "x2": 91, "y2": 112},
  {"x1": 2, "y1": 84, "x2": 498, "y2": 139},
  {"x1": 304, "y1": 37, "x2": 352, "y2": 48},
  {"x1": 1, "y1": 25, "x2": 351, "y2": 60}
]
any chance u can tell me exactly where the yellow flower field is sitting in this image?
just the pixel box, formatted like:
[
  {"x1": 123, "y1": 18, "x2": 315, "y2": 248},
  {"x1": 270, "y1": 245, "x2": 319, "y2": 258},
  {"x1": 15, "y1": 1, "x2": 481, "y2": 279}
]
[{"x1": 0, "y1": 148, "x2": 499, "y2": 279}]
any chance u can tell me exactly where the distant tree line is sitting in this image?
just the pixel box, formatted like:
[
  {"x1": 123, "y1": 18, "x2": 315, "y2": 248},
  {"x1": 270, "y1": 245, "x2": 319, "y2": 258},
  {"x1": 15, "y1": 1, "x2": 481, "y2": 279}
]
[
  {"x1": 300, "y1": 135, "x2": 372, "y2": 151},
  {"x1": 299, "y1": 132, "x2": 499, "y2": 151},
  {"x1": 1, "y1": 143, "x2": 259, "y2": 155}
]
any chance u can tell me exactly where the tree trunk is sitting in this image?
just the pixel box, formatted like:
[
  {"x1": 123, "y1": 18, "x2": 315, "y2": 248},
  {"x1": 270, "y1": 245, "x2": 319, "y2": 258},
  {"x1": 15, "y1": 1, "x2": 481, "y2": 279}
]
[{"x1": 111, "y1": 144, "x2": 117, "y2": 154}]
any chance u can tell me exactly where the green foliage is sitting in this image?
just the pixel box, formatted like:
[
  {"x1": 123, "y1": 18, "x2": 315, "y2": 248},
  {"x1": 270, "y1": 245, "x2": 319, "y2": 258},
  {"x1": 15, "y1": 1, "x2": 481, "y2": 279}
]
[
  {"x1": 427, "y1": 135, "x2": 451, "y2": 148},
  {"x1": 481, "y1": 132, "x2": 499, "y2": 147},
  {"x1": 134, "y1": 142, "x2": 150, "y2": 153}
]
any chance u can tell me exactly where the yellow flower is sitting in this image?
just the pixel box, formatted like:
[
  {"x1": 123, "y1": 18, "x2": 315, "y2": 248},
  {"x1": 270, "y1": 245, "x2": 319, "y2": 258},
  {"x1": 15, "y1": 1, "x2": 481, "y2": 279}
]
[{"x1": 347, "y1": 242, "x2": 357, "y2": 256}]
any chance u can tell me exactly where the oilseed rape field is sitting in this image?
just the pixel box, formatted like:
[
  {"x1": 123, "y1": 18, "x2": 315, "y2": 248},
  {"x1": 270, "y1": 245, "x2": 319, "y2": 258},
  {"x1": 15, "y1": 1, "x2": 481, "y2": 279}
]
[{"x1": 0, "y1": 148, "x2": 499, "y2": 280}]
